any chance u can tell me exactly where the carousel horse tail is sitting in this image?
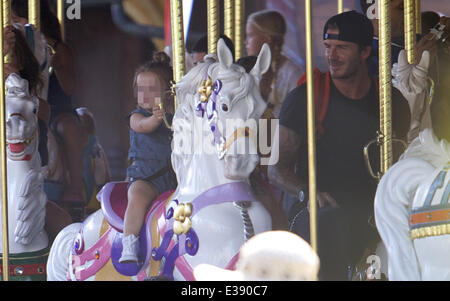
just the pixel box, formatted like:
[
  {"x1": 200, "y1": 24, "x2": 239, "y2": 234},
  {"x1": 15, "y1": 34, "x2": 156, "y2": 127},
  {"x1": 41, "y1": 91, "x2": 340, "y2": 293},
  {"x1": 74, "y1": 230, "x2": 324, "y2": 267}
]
[
  {"x1": 374, "y1": 157, "x2": 435, "y2": 281},
  {"x1": 47, "y1": 222, "x2": 83, "y2": 281}
]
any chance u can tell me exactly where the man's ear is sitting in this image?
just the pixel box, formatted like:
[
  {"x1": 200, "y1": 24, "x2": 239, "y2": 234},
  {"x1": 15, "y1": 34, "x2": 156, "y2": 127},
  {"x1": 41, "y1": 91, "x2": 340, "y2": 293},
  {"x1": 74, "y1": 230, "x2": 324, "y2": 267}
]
[{"x1": 361, "y1": 45, "x2": 372, "y2": 61}]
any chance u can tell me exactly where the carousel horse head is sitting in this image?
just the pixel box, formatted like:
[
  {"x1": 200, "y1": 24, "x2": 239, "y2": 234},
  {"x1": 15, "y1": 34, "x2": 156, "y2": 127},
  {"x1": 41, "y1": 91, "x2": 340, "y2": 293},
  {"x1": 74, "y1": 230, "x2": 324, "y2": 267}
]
[
  {"x1": 177, "y1": 38, "x2": 270, "y2": 180},
  {"x1": 5, "y1": 73, "x2": 39, "y2": 161}
]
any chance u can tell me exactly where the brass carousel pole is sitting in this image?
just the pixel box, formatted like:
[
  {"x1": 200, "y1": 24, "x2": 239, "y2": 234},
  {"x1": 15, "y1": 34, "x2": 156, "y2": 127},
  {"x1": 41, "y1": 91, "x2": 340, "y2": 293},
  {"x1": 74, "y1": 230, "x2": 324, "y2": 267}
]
[
  {"x1": 170, "y1": 0, "x2": 185, "y2": 112},
  {"x1": 338, "y1": 0, "x2": 344, "y2": 14},
  {"x1": 305, "y1": 0, "x2": 317, "y2": 253},
  {"x1": 378, "y1": 0, "x2": 393, "y2": 175},
  {"x1": 404, "y1": 0, "x2": 417, "y2": 64},
  {"x1": 224, "y1": 0, "x2": 234, "y2": 45},
  {"x1": 207, "y1": 0, "x2": 219, "y2": 54},
  {"x1": 415, "y1": 0, "x2": 421, "y2": 35},
  {"x1": 234, "y1": 0, "x2": 244, "y2": 60},
  {"x1": 28, "y1": 0, "x2": 40, "y2": 31},
  {"x1": 57, "y1": 0, "x2": 65, "y2": 42},
  {"x1": 0, "y1": 0, "x2": 9, "y2": 281}
]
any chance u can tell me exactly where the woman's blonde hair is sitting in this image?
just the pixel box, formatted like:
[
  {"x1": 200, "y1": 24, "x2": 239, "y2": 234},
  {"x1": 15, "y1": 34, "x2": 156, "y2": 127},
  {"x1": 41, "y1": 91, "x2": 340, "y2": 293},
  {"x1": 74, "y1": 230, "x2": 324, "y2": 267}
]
[
  {"x1": 247, "y1": 10, "x2": 287, "y2": 102},
  {"x1": 247, "y1": 10, "x2": 287, "y2": 48}
]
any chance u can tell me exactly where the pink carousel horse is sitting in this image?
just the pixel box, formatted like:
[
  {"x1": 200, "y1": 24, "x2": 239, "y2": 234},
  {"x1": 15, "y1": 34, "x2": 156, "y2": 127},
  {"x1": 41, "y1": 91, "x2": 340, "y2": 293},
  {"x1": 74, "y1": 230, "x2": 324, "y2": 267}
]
[{"x1": 46, "y1": 39, "x2": 273, "y2": 281}]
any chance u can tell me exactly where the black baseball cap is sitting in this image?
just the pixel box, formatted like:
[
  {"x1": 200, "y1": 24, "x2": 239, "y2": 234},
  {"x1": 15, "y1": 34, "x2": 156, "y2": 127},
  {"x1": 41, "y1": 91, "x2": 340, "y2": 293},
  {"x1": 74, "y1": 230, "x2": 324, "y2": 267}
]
[{"x1": 323, "y1": 10, "x2": 374, "y2": 47}]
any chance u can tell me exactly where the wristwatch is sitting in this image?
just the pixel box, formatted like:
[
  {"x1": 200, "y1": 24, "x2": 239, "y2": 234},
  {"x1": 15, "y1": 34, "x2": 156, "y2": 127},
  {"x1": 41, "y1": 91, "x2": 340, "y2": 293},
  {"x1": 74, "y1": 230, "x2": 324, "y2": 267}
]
[{"x1": 298, "y1": 189, "x2": 307, "y2": 203}]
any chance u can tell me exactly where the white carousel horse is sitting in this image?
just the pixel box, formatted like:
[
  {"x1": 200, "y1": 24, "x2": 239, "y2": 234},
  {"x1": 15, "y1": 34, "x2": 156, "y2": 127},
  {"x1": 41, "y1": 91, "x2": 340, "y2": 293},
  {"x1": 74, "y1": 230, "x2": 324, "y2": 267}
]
[
  {"x1": 375, "y1": 50, "x2": 450, "y2": 280},
  {"x1": 46, "y1": 39, "x2": 272, "y2": 281},
  {"x1": 375, "y1": 130, "x2": 450, "y2": 280},
  {"x1": 0, "y1": 74, "x2": 49, "y2": 278}
]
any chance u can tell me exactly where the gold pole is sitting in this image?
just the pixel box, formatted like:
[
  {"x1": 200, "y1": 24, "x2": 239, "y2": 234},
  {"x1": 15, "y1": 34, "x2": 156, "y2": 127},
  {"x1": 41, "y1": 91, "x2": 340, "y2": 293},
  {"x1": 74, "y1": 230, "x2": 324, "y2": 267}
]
[
  {"x1": 170, "y1": 0, "x2": 185, "y2": 112},
  {"x1": 207, "y1": 0, "x2": 219, "y2": 54},
  {"x1": 57, "y1": 0, "x2": 65, "y2": 42},
  {"x1": 28, "y1": 0, "x2": 40, "y2": 31},
  {"x1": 234, "y1": 0, "x2": 244, "y2": 60},
  {"x1": 2, "y1": 0, "x2": 8, "y2": 28},
  {"x1": 305, "y1": 0, "x2": 317, "y2": 253},
  {"x1": 415, "y1": 0, "x2": 421, "y2": 35},
  {"x1": 338, "y1": 0, "x2": 344, "y2": 14},
  {"x1": 378, "y1": 0, "x2": 393, "y2": 175},
  {"x1": 0, "y1": 0, "x2": 9, "y2": 282},
  {"x1": 404, "y1": 0, "x2": 417, "y2": 64},
  {"x1": 224, "y1": 0, "x2": 234, "y2": 45}
]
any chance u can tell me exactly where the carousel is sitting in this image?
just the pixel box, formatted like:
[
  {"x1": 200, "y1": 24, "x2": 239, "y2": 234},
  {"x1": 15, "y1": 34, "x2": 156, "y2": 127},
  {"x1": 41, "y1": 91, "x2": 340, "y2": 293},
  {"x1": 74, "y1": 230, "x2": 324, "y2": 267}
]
[{"x1": 0, "y1": 0, "x2": 447, "y2": 281}]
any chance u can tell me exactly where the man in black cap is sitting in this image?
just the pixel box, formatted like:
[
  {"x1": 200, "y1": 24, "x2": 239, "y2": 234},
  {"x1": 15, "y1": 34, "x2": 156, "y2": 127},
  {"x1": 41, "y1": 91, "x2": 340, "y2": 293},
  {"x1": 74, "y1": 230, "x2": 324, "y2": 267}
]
[{"x1": 268, "y1": 11, "x2": 411, "y2": 280}]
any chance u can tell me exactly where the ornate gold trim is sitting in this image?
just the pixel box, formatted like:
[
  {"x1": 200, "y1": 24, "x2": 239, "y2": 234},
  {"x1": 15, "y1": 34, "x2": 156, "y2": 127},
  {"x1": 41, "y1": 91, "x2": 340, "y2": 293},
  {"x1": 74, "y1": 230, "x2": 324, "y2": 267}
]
[{"x1": 411, "y1": 224, "x2": 450, "y2": 240}]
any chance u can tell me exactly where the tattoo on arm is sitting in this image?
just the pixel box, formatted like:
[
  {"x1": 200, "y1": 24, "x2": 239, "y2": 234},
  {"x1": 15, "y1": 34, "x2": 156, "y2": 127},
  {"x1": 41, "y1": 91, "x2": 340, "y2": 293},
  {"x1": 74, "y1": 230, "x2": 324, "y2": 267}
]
[{"x1": 268, "y1": 125, "x2": 306, "y2": 197}]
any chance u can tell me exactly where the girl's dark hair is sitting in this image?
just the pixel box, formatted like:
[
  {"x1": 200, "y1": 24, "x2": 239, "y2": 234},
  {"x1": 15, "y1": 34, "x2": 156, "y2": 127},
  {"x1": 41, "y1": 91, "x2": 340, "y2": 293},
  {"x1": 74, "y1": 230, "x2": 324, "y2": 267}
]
[
  {"x1": 132, "y1": 52, "x2": 173, "y2": 98},
  {"x1": 12, "y1": 0, "x2": 62, "y2": 43},
  {"x1": 13, "y1": 27, "x2": 43, "y2": 96}
]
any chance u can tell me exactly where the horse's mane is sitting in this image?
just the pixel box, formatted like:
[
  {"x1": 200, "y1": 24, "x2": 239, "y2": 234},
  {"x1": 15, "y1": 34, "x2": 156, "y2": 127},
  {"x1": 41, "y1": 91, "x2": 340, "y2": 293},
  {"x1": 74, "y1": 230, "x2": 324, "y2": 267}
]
[
  {"x1": 175, "y1": 55, "x2": 217, "y2": 107},
  {"x1": 208, "y1": 62, "x2": 261, "y2": 120}
]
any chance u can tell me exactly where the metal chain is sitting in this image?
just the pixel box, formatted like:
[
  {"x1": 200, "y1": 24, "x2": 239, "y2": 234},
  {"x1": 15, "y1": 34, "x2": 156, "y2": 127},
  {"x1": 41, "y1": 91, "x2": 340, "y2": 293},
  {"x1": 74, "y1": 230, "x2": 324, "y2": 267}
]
[{"x1": 234, "y1": 201, "x2": 254, "y2": 241}]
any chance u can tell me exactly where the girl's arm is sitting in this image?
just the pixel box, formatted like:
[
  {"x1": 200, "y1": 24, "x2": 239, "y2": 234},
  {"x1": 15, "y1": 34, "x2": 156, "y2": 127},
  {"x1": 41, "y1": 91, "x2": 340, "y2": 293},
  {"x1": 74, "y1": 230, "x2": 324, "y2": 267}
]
[
  {"x1": 130, "y1": 106, "x2": 165, "y2": 134},
  {"x1": 51, "y1": 42, "x2": 77, "y2": 95}
]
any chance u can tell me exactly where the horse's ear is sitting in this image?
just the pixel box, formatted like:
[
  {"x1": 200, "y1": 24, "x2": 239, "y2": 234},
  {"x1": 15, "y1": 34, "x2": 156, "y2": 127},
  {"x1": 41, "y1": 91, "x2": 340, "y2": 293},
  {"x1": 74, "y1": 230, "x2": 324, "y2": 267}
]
[
  {"x1": 250, "y1": 43, "x2": 271, "y2": 81},
  {"x1": 217, "y1": 38, "x2": 233, "y2": 69}
]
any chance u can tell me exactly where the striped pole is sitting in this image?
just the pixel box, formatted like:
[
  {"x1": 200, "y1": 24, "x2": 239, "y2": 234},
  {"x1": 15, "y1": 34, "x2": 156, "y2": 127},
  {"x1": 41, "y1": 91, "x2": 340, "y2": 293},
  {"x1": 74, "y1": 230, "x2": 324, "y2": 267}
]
[
  {"x1": 224, "y1": 0, "x2": 234, "y2": 45},
  {"x1": 415, "y1": 0, "x2": 421, "y2": 35},
  {"x1": 207, "y1": 0, "x2": 219, "y2": 54},
  {"x1": 378, "y1": 0, "x2": 393, "y2": 175},
  {"x1": 170, "y1": 0, "x2": 185, "y2": 112},
  {"x1": 305, "y1": 0, "x2": 317, "y2": 254},
  {"x1": 28, "y1": 0, "x2": 40, "y2": 31},
  {"x1": 338, "y1": 0, "x2": 344, "y2": 13},
  {"x1": 404, "y1": 0, "x2": 417, "y2": 64},
  {"x1": 0, "y1": 0, "x2": 9, "y2": 281},
  {"x1": 57, "y1": 0, "x2": 65, "y2": 41}
]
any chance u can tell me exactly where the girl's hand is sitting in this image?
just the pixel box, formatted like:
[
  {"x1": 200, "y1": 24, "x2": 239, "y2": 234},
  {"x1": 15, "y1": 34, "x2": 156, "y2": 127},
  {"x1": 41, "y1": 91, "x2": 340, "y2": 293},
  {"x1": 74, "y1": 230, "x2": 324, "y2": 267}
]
[{"x1": 152, "y1": 105, "x2": 165, "y2": 121}]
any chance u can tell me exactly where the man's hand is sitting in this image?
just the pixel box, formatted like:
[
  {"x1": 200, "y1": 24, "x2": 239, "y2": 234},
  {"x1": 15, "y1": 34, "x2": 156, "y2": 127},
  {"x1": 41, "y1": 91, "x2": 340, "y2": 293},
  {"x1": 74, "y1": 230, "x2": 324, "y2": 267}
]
[
  {"x1": 416, "y1": 32, "x2": 438, "y2": 65},
  {"x1": 307, "y1": 191, "x2": 339, "y2": 211}
]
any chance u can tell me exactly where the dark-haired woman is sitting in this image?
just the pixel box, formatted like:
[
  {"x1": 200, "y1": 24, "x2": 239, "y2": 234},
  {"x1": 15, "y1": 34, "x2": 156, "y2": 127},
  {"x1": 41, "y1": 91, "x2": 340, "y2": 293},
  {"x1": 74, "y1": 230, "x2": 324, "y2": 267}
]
[{"x1": 12, "y1": 0, "x2": 87, "y2": 207}]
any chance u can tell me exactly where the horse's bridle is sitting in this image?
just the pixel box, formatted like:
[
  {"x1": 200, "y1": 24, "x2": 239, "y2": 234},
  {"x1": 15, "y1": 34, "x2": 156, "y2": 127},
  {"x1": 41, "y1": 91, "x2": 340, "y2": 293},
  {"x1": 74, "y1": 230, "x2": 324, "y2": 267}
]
[{"x1": 195, "y1": 77, "x2": 252, "y2": 160}]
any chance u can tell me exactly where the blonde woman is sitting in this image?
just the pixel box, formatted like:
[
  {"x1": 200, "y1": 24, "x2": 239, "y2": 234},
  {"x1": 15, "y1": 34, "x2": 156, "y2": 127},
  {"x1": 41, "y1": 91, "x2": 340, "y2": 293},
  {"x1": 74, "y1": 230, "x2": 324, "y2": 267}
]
[{"x1": 245, "y1": 10, "x2": 305, "y2": 117}]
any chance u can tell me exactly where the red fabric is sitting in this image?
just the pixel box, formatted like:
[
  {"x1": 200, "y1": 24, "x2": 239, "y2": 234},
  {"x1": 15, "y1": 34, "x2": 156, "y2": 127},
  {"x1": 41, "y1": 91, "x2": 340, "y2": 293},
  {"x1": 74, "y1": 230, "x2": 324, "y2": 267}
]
[
  {"x1": 296, "y1": 69, "x2": 331, "y2": 138},
  {"x1": 296, "y1": 70, "x2": 379, "y2": 139}
]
